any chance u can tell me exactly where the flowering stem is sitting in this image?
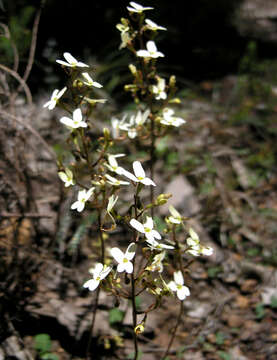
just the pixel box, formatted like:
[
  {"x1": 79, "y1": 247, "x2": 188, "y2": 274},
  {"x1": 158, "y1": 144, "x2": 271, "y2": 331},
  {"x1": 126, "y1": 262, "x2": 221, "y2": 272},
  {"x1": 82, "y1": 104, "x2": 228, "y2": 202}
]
[
  {"x1": 86, "y1": 210, "x2": 105, "y2": 358},
  {"x1": 150, "y1": 115, "x2": 155, "y2": 218},
  {"x1": 162, "y1": 300, "x2": 184, "y2": 359},
  {"x1": 131, "y1": 271, "x2": 139, "y2": 360}
]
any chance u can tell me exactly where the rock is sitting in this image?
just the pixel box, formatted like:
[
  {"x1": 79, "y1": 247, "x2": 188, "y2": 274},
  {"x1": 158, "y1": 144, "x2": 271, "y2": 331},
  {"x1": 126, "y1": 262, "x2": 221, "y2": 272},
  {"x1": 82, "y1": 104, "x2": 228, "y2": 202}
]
[{"x1": 233, "y1": 0, "x2": 277, "y2": 43}]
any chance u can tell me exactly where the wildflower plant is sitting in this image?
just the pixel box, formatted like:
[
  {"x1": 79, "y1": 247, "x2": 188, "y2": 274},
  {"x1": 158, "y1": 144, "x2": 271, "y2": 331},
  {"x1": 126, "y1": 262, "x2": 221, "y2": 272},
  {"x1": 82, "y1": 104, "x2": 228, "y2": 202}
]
[{"x1": 45, "y1": 2, "x2": 213, "y2": 359}]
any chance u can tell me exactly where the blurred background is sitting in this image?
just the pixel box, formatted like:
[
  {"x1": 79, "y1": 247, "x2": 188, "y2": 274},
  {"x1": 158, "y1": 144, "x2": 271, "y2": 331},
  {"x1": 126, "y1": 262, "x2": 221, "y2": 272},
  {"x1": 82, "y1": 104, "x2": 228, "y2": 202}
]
[{"x1": 2, "y1": 0, "x2": 277, "y2": 99}]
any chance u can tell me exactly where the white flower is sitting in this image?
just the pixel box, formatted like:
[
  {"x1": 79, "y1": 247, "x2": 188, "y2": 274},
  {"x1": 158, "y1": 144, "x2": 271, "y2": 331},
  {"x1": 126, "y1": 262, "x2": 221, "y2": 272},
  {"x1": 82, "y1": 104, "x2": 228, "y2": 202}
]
[
  {"x1": 137, "y1": 41, "x2": 164, "y2": 59},
  {"x1": 111, "y1": 115, "x2": 129, "y2": 138},
  {"x1": 130, "y1": 216, "x2": 161, "y2": 243},
  {"x1": 145, "y1": 19, "x2": 167, "y2": 31},
  {"x1": 116, "y1": 21, "x2": 131, "y2": 49},
  {"x1": 71, "y1": 187, "x2": 95, "y2": 212},
  {"x1": 43, "y1": 87, "x2": 67, "y2": 110},
  {"x1": 111, "y1": 243, "x2": 136, "y2": 274},
  {"x1": 83, "y1": 263, "x2": 112, "y2": 291},
  {"x1": 146, "y1": 251, "x2": 166, "y2": 273},
  {"x1": 56, "y1": 52, "x2": 89, "y2": 68},
  {"x1": 146, "y1": 238, "x2": 174, "y2": 251},
  {"x1": 105, "y1": 174, "x2": 130, "y2": 186},
  {"x1": 107, "y1": 194, "x2": 118, "y2": 213},
  {"x1": 81, "y1": 72, "x2": 102, "y2": 88},
  {"x1": 58, "y1": 168, "x2": 75, "y2": 187},
  {"x1": 168, "y1": 205, "x2": 182, "y2": 224},
  {"x1": 105, "y1": 154, "x2": 126, "y2": 175},
  {"x1": 152, "y1": 78, "x2": 167, "y2": 100},
  {"x1": 134, "y1": 109, "x2": 150, "y2": 126},
  {"x1": 60, "y1": 108, "x2": 87, "y2": 129},
  {"x1": 168, "y1": 271, "x2": 190, "y2": 300},
  {"x1": 123, "y1": 161, "x2": 156, "y2": 186},
  {"x1": 127, "y1": 2, "x2": 153, "y2": 13},
  {"x1": 160, "y1": 108, "x2": 186, "y2": 127},
  {"x1": 186, "y1": 228, "x2": 213, "y2": 256}
]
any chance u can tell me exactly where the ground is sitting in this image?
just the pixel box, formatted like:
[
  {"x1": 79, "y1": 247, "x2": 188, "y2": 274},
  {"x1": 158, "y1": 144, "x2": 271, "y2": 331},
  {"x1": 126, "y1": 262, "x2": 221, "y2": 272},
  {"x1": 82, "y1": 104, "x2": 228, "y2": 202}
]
[{"x1": 1, "y1": 67, "x2": 277, "y2": 360}]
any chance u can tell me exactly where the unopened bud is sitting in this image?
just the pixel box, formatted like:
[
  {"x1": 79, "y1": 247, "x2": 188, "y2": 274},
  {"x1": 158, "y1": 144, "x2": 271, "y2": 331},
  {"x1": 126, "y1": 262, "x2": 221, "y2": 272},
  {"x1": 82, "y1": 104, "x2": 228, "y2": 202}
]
[
  {"x1": 129, "y1": 64, "x2": 137, "y2": 75},
  {"x1": 169, "y1": 75, "x2": 176, "y2": 87},
  {"x1": 134, "y1": 322, "x2": 145, "y2": 335},
  {"x1": 103, "y1": 127, "x2": 110, "y2": 140},
  {"x1": 156, "y1": 193, "x2": 172, "y2": 205},
  {"x1": 169, "y1": 98, "x2": 181, "y2": 104}
]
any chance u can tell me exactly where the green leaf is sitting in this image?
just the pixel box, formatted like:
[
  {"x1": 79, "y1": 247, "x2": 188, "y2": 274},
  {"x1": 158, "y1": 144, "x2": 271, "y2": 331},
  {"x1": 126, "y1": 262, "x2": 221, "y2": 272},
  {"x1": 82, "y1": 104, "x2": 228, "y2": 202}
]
[
  {"x1": 217, "y1": 351, "x2": 231, "y2": 360},
  {"x1": 127, "y1": 350, "x2": 143, "y2": 359},
  {"x1": 108, "y1": 308, "x2": 124, "y2": 325},
  {"x1": 215, "y1": 331, "x2": 226, "y2": 345},
  {"x1": 255, "y1": 303, "x2": 266, "y2": 319},
  {"x1": 207, "y1": 266, "x2": 222, "y2": 278},
  {"x1": 270, "y1": 296, "x2": 277, "y2": 309},
  {"x1": 41, "y1": 354, "x2": 59, "y2": 360},
  {"x1": 135, "y1": 296, "x2": 142, "y2": 310},
  {"x1": 34, "y1": 334, "x2": 52, "y2": 353}
]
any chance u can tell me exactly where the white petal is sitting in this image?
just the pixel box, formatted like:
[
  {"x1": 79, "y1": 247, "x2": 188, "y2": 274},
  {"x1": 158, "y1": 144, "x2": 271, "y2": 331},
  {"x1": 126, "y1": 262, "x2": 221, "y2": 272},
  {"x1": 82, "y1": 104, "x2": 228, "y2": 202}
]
[
  {"x1": 133, "y1": 161, "x2": 145, "y2": 178},
  {"x1": 70, "y1": 201, "x2": 79, "y2": 210},
  {"x1": 141, "y1": 177, "x2": 156, "y2": 186},
  {"x1": 126, "y1": 242, "x2": 136, "y2": 260},
  {"x1": 177, "y1": 286, "x2": 190, "y2": 300},
  {"x1": 117, "y1": 262, "x2": 126, "y2": 273},
  {"x1": 111, "y1": 247, "x2": 124, "y2": 263},
  {"x1": 94, "y1": 263, "x2": 104, "y2": 275},
  {"x1": 58, "y1": 172, "x2": 67, "y2": 182},
  {"x1": 168, "y1": 281, "x2": 177, "y2": 292},
  {"x1": 137, "y1": 50, "x2": 150, "y2": 57},
  {"x1": 144, "y1": 216, "x2": 153, "y2": 229},
  {"x1": 124, "y1": 261, "x2": 133, "y2": 274},
  {"x1": 57, "y1": 86, "x2": 67, "y2": 98},
  {"x1": 63, "y1": 52, "x2": 77, "y2": 64},
  {"x1": 100, "y1": 266, "x2": 112, "y2": 280},
  {"x1": 147, "y1": 41, "x2": 157, "y2": 53},
  {"x1": 83, "y1": 279, "x2": 99, "y2": 291},
  {"x1": 121, "y1": 169, "x2": 138, "y2": 182},
  {"x1": 76, "y1": 61, "x2": 89, "y2": 67},
  {"x1": 77, "y1": 202, "x2": 85, "y2": 212},
  {"x1": 189, "y1": 228, "x2": 199, "y2": 241},
  {"x1": 60, "y1": 117, "x2": 73, "y2": 127},
  {"x1": 130, "y1": 219, "x2": 145, "y2": 233},
  {"x1": 174, "y1": 271, "x2": 184, "y2": 286},
  {"x1": 56, "y1": 60, "x2": 71, "y2": 66},
  {"x1": 73, "y1": 108, "x2": 82, "y2": 122}
]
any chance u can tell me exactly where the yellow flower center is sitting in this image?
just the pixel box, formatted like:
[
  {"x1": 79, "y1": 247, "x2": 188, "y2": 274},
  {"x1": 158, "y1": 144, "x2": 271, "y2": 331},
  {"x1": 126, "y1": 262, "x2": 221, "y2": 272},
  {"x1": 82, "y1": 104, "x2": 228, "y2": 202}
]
[{"x1": 123, "y1": 258, "x2": 128, "y2": 263}]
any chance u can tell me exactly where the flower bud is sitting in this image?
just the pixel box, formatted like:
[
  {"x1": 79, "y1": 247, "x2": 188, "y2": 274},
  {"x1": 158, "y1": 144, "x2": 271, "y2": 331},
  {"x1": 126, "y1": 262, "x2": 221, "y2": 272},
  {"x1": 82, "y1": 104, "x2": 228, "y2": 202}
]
[
  {"x1": 156, "y1": 193, "x2": 172, "y2": 205},
  {"x1": 103, "y1": 127, "x2": 110, "y2": 140},
  {"x1": 129, "y1": 64, "x2": 137, "y2": 76},
  {"x1": 134, "y1": 322, "x2": 145, "y2": 335},
  {"x1": 169, "y1": 75, "x2": 176, "y2": 87}
]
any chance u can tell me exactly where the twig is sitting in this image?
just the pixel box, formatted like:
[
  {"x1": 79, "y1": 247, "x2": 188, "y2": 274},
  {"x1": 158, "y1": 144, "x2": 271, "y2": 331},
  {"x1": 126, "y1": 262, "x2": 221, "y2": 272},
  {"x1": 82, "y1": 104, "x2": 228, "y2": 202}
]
[
  {"x1": 86, "y1": 210, "x2": 105, "y2": 359},
  {"x1": 0, "y1": 212, "x2": 53, "y2": 218},
  {"x1": 0, "y1": 64, "x2": 32, "y2": 105},
  {"x1": 0, "y1": 109, "x2": 56, "y2": 159},
  {"x1": 162, "y1": 301, "x2": 184, "y2": 359}
]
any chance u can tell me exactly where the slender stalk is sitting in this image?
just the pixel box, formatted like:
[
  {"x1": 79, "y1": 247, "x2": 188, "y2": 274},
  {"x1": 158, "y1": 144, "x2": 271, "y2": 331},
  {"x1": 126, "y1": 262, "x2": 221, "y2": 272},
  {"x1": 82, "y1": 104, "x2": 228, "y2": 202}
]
[
  {"x1": 150, "y1": 115, "x2": 155, "y2": 218},
  {"x1": 162, "y1": 301, "x2": 184, "y2": 359},
  {"x1": 131, "y1": 271, "x2": 139, "y2": 360},
  {"x1": 86, "y1": 210, "x2": 105, "y2": 359}
]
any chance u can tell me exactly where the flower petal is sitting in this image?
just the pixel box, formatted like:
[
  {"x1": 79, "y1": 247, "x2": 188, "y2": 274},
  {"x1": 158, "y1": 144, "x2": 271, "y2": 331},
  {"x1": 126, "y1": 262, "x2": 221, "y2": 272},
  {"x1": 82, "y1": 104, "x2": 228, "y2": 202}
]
[
  {"x1": 130, "y1": 219, "x2": 145, "y2": 234},
  {"x1": 133, "y1": 161, "x2": 145, "y2": 178},
  {"x1": 126, "y1": 242, "x2": 136, "y2": 260},
  {"x1": 174, "y1": 270, "x2": 184, "y2": 286},
  {"x1": 111, "y1": 247, "x2": 124, "y2": 263},
  {"x1": 83, "y1": 279, "x2": 99, "y2": 291},
  {"x1": 124, "y1": 261, "x2": 133, "y2": 274},
  {"x1": 177, "y1": 286, "x2": 190, "y2": 300},
  {"x1": 63, "y1": 52, "x2": 77, "y2": 64}
]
